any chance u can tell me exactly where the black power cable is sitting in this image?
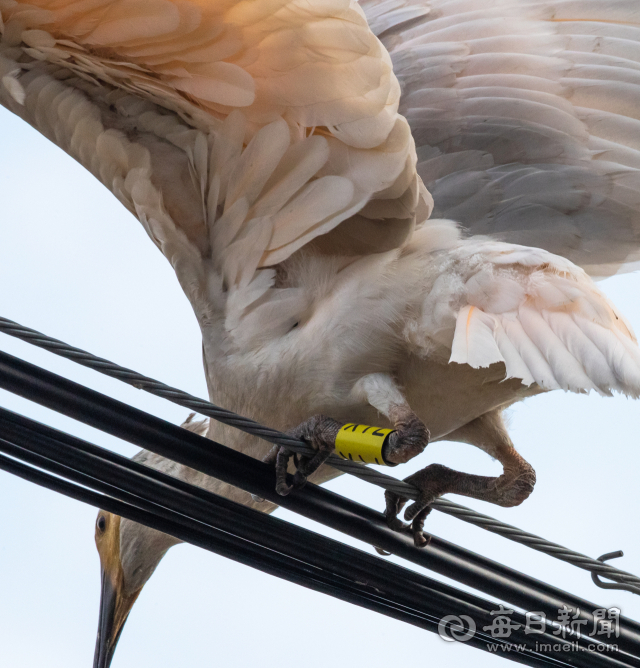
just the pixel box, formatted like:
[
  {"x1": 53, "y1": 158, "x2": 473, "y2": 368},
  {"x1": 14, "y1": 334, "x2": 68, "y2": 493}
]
[
  {"x1": 0, "y1": 409, "x2": 630, "y2": 668},
  {"x1": 1, "y1": 316, "x2": 637, "y2": 595},
  {"x1": 0, "y1": 349, "x2": 638, "y2": 653}
]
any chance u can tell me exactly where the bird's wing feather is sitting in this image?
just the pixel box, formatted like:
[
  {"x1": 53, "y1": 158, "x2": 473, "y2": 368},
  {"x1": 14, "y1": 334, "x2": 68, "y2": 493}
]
[
  {"x1": 361, "y1": 0, "x2": 640, "y2": 276},
  {"x1": 0, "y1": 0, "x2": 429, "y2": 312},
  {"x1": 405, "y1": 229, "x2": 640, "y2": 396}
]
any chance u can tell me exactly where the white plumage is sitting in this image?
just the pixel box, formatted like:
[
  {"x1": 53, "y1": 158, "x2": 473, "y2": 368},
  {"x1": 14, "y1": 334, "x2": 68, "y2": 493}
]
[
  {"x1": 369, "y1": 0, "x2": 640, "y2": 275},
  {"x1": 425, "y1": 235, "x2": 640, "y2": 395},
  {"x1": 2, "y1": 0, "x2": 640, "y2": 664}
]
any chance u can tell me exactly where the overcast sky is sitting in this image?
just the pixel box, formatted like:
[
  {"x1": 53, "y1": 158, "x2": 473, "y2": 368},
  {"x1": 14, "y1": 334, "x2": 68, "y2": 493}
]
[{"x1": 1, "y1": 103, "x2": 639, "y2": 668}]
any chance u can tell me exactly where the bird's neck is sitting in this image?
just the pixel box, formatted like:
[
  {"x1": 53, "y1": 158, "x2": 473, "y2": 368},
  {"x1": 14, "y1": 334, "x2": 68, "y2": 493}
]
[{"x1": 137, "y1": 447, "x2": 279, "y2": 514}]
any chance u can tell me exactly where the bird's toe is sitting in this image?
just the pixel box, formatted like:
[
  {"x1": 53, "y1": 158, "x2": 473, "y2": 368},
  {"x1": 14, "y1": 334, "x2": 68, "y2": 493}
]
[{"x1": 271, "y1": 415, "x2": 341, "y2": 495}]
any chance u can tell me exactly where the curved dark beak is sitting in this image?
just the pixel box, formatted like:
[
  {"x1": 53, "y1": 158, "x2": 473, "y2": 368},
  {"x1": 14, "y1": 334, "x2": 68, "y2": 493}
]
[{"x1": 93, "y1": 568, "x2": 132, "y2": 668}]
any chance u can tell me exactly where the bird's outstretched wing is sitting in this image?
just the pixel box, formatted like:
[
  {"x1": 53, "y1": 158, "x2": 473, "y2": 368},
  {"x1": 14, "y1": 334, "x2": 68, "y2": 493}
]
[
  {"x1": 362, "y1": 0, "x2": 640, "y2": 276},
  {"x1": 0, "y1": 0, "x2": 429, "y2": 315}
]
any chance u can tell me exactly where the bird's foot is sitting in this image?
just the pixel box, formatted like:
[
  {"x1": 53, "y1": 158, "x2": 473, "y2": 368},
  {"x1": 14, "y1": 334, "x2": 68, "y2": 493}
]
[
  {"x1": 494, "y1": 463, "x2": 536, "y2": 508},
  {"x1": 382, "y1": 406, "x2": 429, "y2": 464},
  {"x1": 273, "y1": 415, "x2": 341, "y2": 496},
  {"x1": 384, "y1": 464, "x2": 457, "y2": 547},
  {"x1": 384, "y1": 458, "x2": 537, "y2": 546}
]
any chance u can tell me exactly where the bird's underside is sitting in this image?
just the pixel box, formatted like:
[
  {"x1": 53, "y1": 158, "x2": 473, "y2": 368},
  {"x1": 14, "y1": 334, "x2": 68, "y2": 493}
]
[
  {"x1": 3, "y1": 0, "x2": 640, "y2": 539},
  {"x1": 4, "y1": 1, "x2": 640, "y2": 659},
  {"x1": 249, "y1": 231, "x2": 640, "y2": 543}
]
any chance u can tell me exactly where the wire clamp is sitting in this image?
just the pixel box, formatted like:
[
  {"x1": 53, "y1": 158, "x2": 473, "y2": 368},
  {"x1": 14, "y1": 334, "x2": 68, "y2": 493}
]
[{"x1": 591, "y1": 551, "x2": 640, "y2": 595}]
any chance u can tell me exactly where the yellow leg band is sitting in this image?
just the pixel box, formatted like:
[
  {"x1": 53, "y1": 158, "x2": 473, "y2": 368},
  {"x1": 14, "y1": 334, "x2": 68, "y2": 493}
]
[{"x1": 335, "y1": 424, "x2": 395, "y2": 466}]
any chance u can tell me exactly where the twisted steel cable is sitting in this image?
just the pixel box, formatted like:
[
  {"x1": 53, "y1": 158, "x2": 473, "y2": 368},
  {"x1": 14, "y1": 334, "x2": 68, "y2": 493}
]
[{"x1": 1, "y1": 315, "x2": 638, "y2": 594}]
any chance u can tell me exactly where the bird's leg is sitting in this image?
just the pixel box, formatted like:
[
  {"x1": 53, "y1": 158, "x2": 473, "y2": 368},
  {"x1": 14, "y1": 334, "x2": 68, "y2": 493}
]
[
  {"x1": 385, "y1": 410, "x2": 536, "y2": 547},
  {"x1": 355, "y1": 373, "x2": 430, "y2": 466},
  {"x1": 383, "y1": 404, "x2": 430, "y2": 465},
  {"x1": 273, "y1": 373, "x2": 429, "y2": 496}
]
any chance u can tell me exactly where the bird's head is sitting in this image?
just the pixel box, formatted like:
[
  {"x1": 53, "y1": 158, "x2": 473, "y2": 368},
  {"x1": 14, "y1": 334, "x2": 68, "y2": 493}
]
[
  {"x1": 93, "y1": 509, "x2": 178, "y2": 667},
  {"x1": 94, "y1": 415, "x2": 207, "y2": 667}
]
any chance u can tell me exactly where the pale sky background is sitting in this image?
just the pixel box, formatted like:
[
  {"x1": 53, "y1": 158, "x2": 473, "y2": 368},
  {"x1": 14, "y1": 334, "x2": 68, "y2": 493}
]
[{"x1": 1, "y1": 103, "x2": 639, "y2": 668}]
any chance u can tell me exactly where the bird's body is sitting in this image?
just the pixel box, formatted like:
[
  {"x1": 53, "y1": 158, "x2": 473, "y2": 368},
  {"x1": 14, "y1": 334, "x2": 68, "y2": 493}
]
[
  {"x1": 3, "y1": 0, "x2": 640, "y2": 663},
  {"x1": 203, "y1": 220, "x2": 640, "y2": 451}
]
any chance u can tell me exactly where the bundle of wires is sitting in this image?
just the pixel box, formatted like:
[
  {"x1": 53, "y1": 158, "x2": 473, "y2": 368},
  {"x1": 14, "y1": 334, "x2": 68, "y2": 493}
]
[{"x1": 1, "y1": 349, "x2": 640, "y2": 666}]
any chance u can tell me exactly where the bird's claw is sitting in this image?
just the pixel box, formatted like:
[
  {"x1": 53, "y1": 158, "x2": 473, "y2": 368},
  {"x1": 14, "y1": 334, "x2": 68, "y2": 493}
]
[
  {"x1": 383, "y1": 407, "x2": 429, "y2": 464},
  {"x1": 384, "y1": 464, "x2": 453, "y2": 547},
  {"x1": 275, "y1": 445, "x2": 336, "y2": 495},
  {"x1": 275, "y1": 448, "x2": 294, "y2": 496},
  {"x1": 291, "y1": 460, "x2": 310, "y2": 490},
  {"x1": 384, "y1": 491, "x2": 432, "y2": 547},
  {"x1": 271, "y1": 415, "x2": 340, "y2": 496}
]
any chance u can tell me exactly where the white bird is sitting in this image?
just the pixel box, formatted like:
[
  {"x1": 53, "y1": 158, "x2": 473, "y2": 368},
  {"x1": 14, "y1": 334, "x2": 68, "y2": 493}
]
[{"x1": 3, "y1": 0, "x2": 640, "y2": 665}]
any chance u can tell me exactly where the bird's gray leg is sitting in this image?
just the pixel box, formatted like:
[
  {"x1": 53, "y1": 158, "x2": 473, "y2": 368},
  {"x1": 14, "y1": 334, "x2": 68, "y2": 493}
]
[
  {"x1": 355, "y1": 373, "x2": 430, "y2": 465},
  {"x1": 383, "y1": 405, "x2": 430, "y2": 465},
  {"x1": 272, "y1": 373, "x2": 429, "y2": 496},
  {"x1": 385, "y1": 410, "x2": 536, "y2": 547}
]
